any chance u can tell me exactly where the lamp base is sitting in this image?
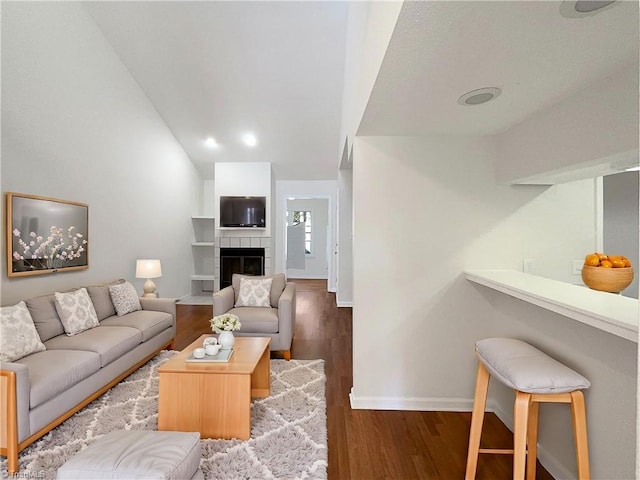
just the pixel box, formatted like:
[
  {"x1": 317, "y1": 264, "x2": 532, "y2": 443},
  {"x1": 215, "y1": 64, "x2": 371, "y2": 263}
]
[{"x1": 142, "y1": 278, "x2": 157, "y2": 298}]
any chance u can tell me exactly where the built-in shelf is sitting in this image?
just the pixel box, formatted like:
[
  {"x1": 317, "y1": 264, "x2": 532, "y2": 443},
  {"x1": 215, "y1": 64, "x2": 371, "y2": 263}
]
[
  {"x1": 191, "y1": 274, "x2": 215, "y2": 281},
  {"x1": 190, "y1": 216, "x2": 215, "y2": 297},
  {"x1": 464, "y1": 269, "x2": 639, "y2": 343}
]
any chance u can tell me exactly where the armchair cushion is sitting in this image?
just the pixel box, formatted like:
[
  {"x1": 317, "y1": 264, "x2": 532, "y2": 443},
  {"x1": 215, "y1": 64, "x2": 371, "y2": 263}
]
[
  {"x1": 232, "y1": 273, "x2": 286, "y2": 308},
  {"x1": 235, "y1": 277, "x2": 272, "y2": 307},
  {"x1": 227, "y1": 307, "x2": 279, "y2": 334}
]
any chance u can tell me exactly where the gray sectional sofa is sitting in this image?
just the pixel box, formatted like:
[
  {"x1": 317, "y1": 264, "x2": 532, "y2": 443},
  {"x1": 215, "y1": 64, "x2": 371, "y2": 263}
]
[{"x1": 0, "y1": 280, "x2": 176, "y2": 473}]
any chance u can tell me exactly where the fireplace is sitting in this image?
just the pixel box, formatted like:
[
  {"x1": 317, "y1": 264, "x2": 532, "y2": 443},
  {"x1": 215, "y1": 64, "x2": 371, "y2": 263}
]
[{"x1": 219, "y1": 248, "x2": 265, "y2": 289}]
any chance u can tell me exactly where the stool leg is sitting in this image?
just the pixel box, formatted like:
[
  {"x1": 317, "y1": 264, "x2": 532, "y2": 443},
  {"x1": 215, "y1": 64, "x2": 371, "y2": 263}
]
[
  {"x1": 513, "y1": 391, "x2": 531, "y2": 480},
  {"x1": 465, "y1": 362, "x2": 490, "y2": 480},
  {"x1": 570, "y1": 390, "x2": 590, "y2": 480},
  {"x1": 526, "y1": 400, "x2": 539, "y2": 480}
]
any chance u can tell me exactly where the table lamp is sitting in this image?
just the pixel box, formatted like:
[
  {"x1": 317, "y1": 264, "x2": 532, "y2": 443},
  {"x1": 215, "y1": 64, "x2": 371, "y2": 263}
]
[{"x1": 135, "y1": 259, "x2": 162, "y2": 298}]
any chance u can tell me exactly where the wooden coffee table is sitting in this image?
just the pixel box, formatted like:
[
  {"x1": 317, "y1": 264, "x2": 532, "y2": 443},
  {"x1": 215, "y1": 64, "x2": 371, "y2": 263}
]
[{"x1": 157, "y1": 335, "x2": 270, "y2": 440}]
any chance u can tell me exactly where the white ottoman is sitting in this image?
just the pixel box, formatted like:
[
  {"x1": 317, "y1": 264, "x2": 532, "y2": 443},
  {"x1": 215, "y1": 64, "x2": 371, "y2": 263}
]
[{"x1": 57, "y1": 430, "x2": 203, "y2": 480}]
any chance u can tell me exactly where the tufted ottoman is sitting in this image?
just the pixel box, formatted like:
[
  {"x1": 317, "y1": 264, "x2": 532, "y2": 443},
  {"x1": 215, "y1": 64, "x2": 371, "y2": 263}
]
[{"x1": 56, "y1": 430, "x2": 203, "y2": 480}]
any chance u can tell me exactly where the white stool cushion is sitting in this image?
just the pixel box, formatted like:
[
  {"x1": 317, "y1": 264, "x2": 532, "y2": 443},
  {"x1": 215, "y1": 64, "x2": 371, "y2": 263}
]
[
  {"x1": 475, "y1": 338, "x2": 591, "y2": 394},
  {"x1": 56, "y1": 430, "x2": 202, "y2": 480}
]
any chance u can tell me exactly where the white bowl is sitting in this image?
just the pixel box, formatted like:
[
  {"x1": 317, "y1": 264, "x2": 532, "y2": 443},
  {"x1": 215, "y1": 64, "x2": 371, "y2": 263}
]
[
  {"x1": 193, "y1": 348, "x2": 206, "y2": 359},
  {"x1": 205, "y1": 344, "x2": 221, "y2": 356}
]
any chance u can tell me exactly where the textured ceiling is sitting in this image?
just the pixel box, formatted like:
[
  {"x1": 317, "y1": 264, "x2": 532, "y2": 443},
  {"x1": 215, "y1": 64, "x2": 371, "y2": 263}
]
[{"x1": 359, "y1": 0, "x2": 639, "y2": 136}]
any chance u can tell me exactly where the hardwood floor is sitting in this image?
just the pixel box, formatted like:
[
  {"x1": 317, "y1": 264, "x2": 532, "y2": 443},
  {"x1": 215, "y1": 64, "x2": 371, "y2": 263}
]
[{"x1": 175, "y1": 279, "x2": 555, "y2": 479}]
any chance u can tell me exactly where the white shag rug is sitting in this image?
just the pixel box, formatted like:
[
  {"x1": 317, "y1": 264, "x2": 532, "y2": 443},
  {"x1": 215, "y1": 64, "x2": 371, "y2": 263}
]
[{"x1": 2, "y1": 351, "x2": 327, "y2": 479}]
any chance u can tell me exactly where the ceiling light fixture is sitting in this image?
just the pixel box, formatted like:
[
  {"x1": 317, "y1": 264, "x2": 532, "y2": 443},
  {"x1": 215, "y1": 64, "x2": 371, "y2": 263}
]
[
  {"x1": 242, "y1": 133, "x2": 257, "y2": 147},
  {"x1": 559, "y1": 0, "x2": 618, "y2": 18},
  {"x1": 205, "y1": 137, "x2": 218, "y2": 148},
  {"x1": 457, "y1": 87, "x2": 502, "y2": 106}
]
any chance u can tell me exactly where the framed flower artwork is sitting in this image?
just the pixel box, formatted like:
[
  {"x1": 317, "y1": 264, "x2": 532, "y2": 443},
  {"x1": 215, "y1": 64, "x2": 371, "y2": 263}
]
[{"x1": 6, "y1": 192, "x2": 89, "y2": 277}]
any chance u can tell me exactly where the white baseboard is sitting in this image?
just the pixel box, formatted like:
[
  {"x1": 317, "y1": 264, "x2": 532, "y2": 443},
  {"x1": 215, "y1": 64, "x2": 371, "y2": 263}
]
[
  {"x1": 349, "y1": 388, "x2": 473, "y2": 411},
  {"x1": 336, "y1": 301, "x2": 353, "y2": 307}
]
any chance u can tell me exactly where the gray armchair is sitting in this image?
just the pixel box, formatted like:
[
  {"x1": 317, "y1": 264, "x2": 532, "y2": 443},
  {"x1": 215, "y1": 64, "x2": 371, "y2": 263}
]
[{"x1": 213, "y1": 273, "x2": 296, "y2": 360}]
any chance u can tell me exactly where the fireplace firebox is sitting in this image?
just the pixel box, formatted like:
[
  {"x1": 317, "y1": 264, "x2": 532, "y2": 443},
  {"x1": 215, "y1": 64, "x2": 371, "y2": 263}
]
[{"x1": 219, "y1": 248, "x2": 265, "y2": 289}]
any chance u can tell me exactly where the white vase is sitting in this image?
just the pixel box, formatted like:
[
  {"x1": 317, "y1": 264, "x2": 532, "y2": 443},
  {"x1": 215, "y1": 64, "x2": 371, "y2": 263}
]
[{"x1": 218, "y1": 330, "x2": 235, "y2": 350}]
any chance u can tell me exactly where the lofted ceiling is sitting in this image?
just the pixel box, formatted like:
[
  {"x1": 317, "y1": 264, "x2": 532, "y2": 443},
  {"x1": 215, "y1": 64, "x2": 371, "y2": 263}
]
[
  {"x1": 360, "y1": 0, "x2": 639, "y2": 136},
  {"x1": 84, "y1": 1, "x2": 639, "y2": 180},
  {"x1": 84, "y1": 1, "x2": 349, "y2": 181}
]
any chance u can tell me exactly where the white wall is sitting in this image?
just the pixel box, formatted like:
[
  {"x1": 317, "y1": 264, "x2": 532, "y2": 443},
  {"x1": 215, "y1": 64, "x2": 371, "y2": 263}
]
[
  {"x1": 1, "y1": 2, "x2": 201, "y2": 304},
  {"x1": 275, "y1": 180, "x2": 337, "y2": 291},
  {"x1": 351, "y1": 135, "x2": 635, "y2": 478},
  {"x1": 339, "y1": 2, "x2": 403, "y2": 159},
  {"x1": 337, "y1": 169, "x2": 353, "y2": 306},
  {"x1": 286, "y1": 198, "x2": 329, "y2": 279},
  {"x1": 214, "y1": 162, "x2": 271, "y2": 237},
  {"x1": 496, "y1": 63, "x2": 639, "y2": 185}
]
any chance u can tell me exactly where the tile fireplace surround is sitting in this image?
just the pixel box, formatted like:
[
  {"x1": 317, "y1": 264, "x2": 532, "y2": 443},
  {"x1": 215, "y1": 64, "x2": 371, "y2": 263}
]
[{"x1": 214, "y1": 236, "x2": 271, "y2": 291}]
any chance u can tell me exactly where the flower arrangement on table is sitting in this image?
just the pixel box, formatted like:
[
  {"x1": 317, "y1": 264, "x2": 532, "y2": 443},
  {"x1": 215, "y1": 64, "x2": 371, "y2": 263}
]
[
  {"x1": 12, "y1": 226, "x2": 87, "y2": 269},
  {"x1": 210, "y1": 313, "x2": 241, "y2": 333}
]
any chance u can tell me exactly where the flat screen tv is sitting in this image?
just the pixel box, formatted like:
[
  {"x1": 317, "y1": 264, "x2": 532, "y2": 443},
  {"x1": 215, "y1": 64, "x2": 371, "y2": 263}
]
[{"x1": 219, "y1": 196, "x2": 266, "y2": 228}]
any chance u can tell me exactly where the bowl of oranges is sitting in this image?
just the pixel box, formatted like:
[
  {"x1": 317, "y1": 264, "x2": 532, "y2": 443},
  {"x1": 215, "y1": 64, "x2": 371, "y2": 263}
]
[{"x1": 582, "y1": 253, "x2": 634, "y2": 293}]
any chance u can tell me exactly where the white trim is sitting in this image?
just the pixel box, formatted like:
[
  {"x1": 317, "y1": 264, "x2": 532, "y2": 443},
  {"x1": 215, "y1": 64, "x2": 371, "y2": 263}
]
[
  {"x1": 336, "y1": 301, "x2": 353, "y2": 307},
  {"x1": 349, "y1": 388, "x2": 473, "y2": 411}
]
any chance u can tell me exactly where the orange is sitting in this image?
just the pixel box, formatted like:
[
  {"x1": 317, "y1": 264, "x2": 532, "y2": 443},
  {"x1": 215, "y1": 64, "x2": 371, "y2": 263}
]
[
  {"x1": 622, "y1": 256, "x2": 632, "y2": 267},
  {"x1": 584, "y1": 253, "x2": 600, "y2": 267},
  {"x1": 610, "y1": 259, "x2": 626, "y2": 268},
  {"x1": 600, "y1": 260, "x2": 613, "y2": 268},
  {"x1": 597, "y1": 253, "x2": 608, "y2": 261}
]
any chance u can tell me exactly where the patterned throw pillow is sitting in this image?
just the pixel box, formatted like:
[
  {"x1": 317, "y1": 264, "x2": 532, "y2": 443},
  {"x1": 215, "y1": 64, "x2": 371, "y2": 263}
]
[
  {"x1": 0, "y1": 301, "x2": 46, "y2": 362},
  {"x1": 108, "y1": 281, "x2": 141, "y2": 316},
  {"x1": 235, "y1": 277, "x2": 273, "y2": 308},
  {"x1": 54, "y1": 288, "x2": 100, "y2": 336}
]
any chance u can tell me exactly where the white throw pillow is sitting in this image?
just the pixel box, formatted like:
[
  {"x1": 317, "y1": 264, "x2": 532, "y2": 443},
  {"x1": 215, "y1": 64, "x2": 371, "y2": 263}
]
[
  {"x1": 54, "y1": 288, "x2": 100, "y2": 336},
  {"x1": 235, "y1": 277, "x2": 273, "y2": 308},
  {"x1": 0, "y1": 301, "x2": 46, "y2": 362},
  {"x1": 108, "y1": 281, "x2": 141, "y2": 316}
]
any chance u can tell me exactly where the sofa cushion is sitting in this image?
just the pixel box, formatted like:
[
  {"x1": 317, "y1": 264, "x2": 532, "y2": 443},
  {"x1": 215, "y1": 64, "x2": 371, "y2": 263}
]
[
  {"x1": 45, "y1": 326, "x2": 142, "y2": 367},
  {"x1": 16, "y1": 349, "x2": 101, "y2": 408},
  {"x1": 0, "y1": 301, "x2": 46, "y2": 362},
  {"x1": 236, "y1": 277, "x2": 272, "y2": 308},
  {"x1": 109, "y1": 281, "x2": 142, "y2": 316},
  {"x1": 24, "y1": 293, "x2": 65, "y2": 342},
  {"x1": 86, "y1": 279, "x2": 123, "y2": 321},
  {"x1": 55, "y1": 288, "x2": 100, "y2": 336},
  {"x1": 228, "y1": 307, "x2": 279, "y2": 334},
  {"x1": 233, "y1": 273, "x2": 286, "y2": 308},
  {"x1": 100, "y1": 310, "x2": 173, "y2": 342}
]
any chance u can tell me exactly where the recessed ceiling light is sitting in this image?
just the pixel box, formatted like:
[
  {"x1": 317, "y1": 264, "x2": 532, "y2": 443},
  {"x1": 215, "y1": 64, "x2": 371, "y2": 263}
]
[
  {"x1": 560, "y1": 1, "x2": 618, "y2": 18},
  {"x1": 242, "y1": 133, "x2": 257, "y2": 147},
  {"x1": 205, "y1": 137, "x2": 218, "y2": 148},
  {"x1": 457, "y1": 87, "x2": 502, "y2": 106}
]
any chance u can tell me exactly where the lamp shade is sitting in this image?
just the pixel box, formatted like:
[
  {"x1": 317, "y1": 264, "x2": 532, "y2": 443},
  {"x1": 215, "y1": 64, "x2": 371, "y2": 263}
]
[{"x1": 135, "y1": 259, "x2": 162, "y2": 279}]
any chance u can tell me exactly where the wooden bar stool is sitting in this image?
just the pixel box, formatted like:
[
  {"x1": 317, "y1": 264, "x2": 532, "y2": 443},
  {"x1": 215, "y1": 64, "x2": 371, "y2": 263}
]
[{"x1": 465, "y1": 338, "x2": 591, "y2": 480}]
